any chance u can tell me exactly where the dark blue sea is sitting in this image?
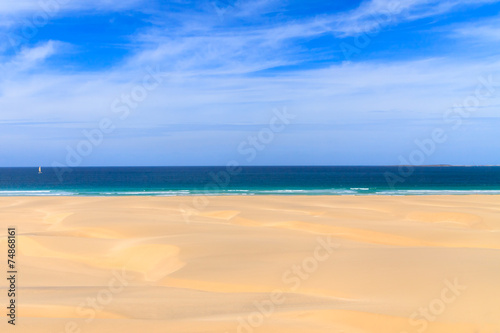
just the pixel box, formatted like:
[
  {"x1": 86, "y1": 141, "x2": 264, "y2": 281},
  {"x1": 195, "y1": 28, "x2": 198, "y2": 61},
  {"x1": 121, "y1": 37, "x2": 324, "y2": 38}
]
[{"x1": 0, "y1": 166, "x2": 499, "y2": 196}]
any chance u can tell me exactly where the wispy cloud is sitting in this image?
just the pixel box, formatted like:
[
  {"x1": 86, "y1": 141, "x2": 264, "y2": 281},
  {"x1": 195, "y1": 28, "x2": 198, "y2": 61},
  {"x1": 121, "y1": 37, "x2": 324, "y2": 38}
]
[
  {"x1": 328, "y1": 0, "x2": 500, "y2": 37},
  {"x1": 8, "y1": 40, "x2": 60, "y2": 69},
  {"x1": 125, "y1": 0, "x2": 500, "y2": 77},
  {"x1": 452, "y1": 15, "x2": 500, "y2": 41},
  {"x1": 0, "y1": 0, "x2": 145, "y2": 16}
]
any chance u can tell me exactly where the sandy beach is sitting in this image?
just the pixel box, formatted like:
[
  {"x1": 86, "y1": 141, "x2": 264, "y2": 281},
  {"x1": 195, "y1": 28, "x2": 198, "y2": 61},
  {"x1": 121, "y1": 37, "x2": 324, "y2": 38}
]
[{"x1": 0, "y1": 195, "x2": 499, "y2": 333}]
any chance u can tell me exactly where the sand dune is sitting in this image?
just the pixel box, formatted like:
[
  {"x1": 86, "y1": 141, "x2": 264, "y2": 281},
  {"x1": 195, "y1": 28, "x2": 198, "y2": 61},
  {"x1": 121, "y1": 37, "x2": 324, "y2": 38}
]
[{"x1": 0, "y1": 195, "x2": 499, "y2": 332}]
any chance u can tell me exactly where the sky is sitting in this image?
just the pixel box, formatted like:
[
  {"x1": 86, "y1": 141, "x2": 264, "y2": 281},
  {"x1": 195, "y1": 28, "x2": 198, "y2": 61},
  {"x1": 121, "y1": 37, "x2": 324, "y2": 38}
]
[{"x1": 0, "y1": 0, "x2": 499, "y2": 166}]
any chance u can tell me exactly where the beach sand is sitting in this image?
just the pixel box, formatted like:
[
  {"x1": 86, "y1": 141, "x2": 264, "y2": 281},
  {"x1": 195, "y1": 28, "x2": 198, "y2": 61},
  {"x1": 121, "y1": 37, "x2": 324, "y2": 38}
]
[{"x1": 0, "y1": 195, "x2": 499, "y2": 332}]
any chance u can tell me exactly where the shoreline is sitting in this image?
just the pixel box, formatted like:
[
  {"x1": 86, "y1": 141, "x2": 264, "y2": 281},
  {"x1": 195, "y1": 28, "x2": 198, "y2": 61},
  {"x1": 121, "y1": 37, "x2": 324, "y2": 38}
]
[{"x1": 1, "y1": 190, "x2": 500, "y2": 197}]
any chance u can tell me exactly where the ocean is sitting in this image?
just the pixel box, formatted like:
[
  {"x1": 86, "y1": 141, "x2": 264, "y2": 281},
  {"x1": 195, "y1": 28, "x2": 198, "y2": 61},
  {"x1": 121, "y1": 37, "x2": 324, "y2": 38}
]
[{"x1": 0, "y1": 166, "x2": 499, "y2": 196}]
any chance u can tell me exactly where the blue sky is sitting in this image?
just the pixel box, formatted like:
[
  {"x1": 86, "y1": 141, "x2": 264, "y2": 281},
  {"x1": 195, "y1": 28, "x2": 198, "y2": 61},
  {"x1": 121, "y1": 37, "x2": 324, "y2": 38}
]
[{"x1": 1, "y1": 0, "x2": 500, "y2": 166}]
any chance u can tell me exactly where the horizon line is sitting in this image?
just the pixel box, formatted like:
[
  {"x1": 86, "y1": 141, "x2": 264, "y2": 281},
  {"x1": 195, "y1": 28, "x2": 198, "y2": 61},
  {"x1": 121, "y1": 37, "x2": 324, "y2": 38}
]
[{"x1": 2, "y1": 165, "x2": 500, "y2": 168}]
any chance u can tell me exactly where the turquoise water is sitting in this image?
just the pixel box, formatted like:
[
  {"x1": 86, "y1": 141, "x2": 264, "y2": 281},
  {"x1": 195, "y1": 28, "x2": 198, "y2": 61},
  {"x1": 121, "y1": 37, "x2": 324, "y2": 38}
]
[{"x1": 0, "y1": 166, "x2": 499, "y2": 196}]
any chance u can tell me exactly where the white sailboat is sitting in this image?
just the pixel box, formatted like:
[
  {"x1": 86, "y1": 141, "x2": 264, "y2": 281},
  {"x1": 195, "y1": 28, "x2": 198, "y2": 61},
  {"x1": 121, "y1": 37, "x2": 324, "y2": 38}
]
[{"x1": 38, "y1": 166, "x2": 42, "y2": 174}]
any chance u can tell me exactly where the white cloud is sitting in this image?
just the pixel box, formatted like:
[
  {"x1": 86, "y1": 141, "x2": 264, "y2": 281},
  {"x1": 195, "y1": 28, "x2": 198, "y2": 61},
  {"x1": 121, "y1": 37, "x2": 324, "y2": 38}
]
[
  {"x1": 453, "y1": 16, "x2": 500, "y2": 41},
  {"x1": 0, "y1": 0, "x2": 145, "y2": 15},
  {"x1": 18, "y1": 40, "x2": 57, "y2": 62},
  {"x1": 3, "y1": 40, "x2": 61, "y2": 72},
  {"x1": 327, "y1": 0, "x2": 500, "y2": 37}
]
